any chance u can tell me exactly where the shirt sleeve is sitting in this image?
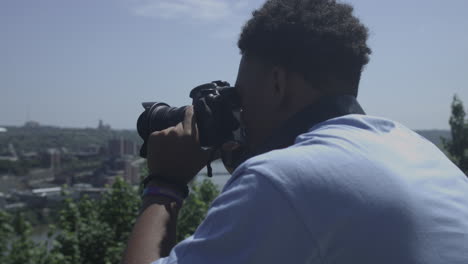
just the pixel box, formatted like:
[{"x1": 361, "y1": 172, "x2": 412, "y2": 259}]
[{"x1": 150, "y1": 168, "x2": 320, "y2": 264}]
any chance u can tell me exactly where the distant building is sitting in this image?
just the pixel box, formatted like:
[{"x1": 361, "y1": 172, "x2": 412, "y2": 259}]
[
  {"x1": 81, "y1": 144, "x2": 100, "y2": 154},
  {"x1": 0, "y1": 143, "x2": 18, "y2": 161},
  {"x1": 11, "y1": 187, "x2": 64, "y2": 209},
  {"x1": 0, "y1": 127, "x2": 6, "y2": 133},
  {"x1": 123, "y1": 140, "x2": 137, "y2": 156},
  {"x1": 61, "y1": 147, "x2": 68, "y2": 153},
  {"x1": 91, "y1": 158, "x2": 125, "y2": 187},
  {"x1": 32, "y1": 187, "x2": 62, "y2": 197},
  {"x1": 21, "y1": 151, "x2": 38, "y2": 161},
  {"x1": 0, "y1": 156, "x2": 18, "y2": 162},
  {"x1": 108, "y1": 138, "x2": 137, "y2": 157},
  {"x1": 124, "y1": 158, "x2": 145, "y2": 185},
  {"x1": 47, "y1": 148, "x2": 61, "y2": 171},
  {"x1": 75, "y1": 144, "x2": 100, "y2": 159},
  {"x1": 13, "y1": 190, "x2": 47, "y2": 208},
  {"x1": 73, "y1": 184, "x2": 106, "y2": 200},
  {"x1": 46, "y1": 148, "x2": 64, "y2": 183},
  {"x1": 98, "y1": 119, "x2": 111, "y2": 130},
  {"x1": 5, "y1": 202, "x2": 26, "y2": 210},
  {"x1": 24, "y1": 120, "x2": 40, "y2": 128},
  {"x1": 108, "y1": 138, "x2": 123, "y2": 157}
]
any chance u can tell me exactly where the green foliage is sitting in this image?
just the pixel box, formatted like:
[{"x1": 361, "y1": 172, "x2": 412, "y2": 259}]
[
  {"x1": 0, "y1": 210, "x2": 13, "y2": 263},
  {"x1": 51, "y1": 177, "x2": 141, "y2": 264},
  {"x1": 0, "y1": 176, "x2": 220, "y2": 263},
  {"x1": 443, "y1": 95, "x2": 468, "y2": 174},
  {"x1": 177, "y1": 179, "x2": 220, "y2": 242},
  {"x1": 0, "y1": 212, "x2": 53, "y2": 264}
]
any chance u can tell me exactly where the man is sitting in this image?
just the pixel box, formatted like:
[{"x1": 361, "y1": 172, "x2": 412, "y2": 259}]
[{"x1": 123, "y1": 0, "x2": 468, "y2": 263}]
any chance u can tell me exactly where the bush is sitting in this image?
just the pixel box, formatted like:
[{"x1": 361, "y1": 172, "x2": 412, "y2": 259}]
[{"x1": 0, "y1": 176, "x2": 220, "y2": 263}]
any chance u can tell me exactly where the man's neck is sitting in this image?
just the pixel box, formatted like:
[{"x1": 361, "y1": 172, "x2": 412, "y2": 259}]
[{"x1": 253, "y1": 94, "x2": 366, "y2": 156}]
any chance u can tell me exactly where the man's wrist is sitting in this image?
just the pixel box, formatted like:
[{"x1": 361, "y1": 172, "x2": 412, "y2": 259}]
[
  {"x1": 142, "y1": 173, "x2": 190, "y2": 198},
  {"x1": 140, "y1": 186, "x2": 183, "y2": 214},
  {"x1": 144, "y1": 185, "x2": 184, "y2": 203},
  {"x1": 141, "y1": 178, "x2": 188, "y2": 208},
  {"x1": 141, "y1": 194, "x2": 180, "y2": 211}
]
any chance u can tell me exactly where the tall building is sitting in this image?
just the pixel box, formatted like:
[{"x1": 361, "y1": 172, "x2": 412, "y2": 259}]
[
  {"x1": 108, "y1": 138, "x2": 124, "y2": 157},
  {"x1": 124, "y1": 158, "x2": 145, "y2": 185},
  {"x1": 98, "y1": 119, "x2": 111, "y2": 130},
  {"x1": 48, "y1": 148, "x2": 61, "y2": 171},
  {"x1": 123, "y1": 139, "x2": 137, "y2": 156},
  {"x1": 24, "y1": 120, "x2": 40, "y2": 128},
  {"x1": 48, "y1": 148, "x2": 66, "y2": 183},
  {"x1": 108, "y1": 138, "x2": 137, "y2": 157}
]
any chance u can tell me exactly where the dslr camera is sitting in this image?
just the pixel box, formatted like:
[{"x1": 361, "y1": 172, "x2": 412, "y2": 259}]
[{"x1": 137, "y1": 81, "x2": 244, "y2": 168}]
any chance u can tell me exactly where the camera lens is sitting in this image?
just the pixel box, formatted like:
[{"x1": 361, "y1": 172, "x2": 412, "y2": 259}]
[
  {"x1": 137, "y1": 102, "x2": 188, "y2": 157},
  {"x1": 147, "y1": 103, "x2": 188, "y2": 133}
]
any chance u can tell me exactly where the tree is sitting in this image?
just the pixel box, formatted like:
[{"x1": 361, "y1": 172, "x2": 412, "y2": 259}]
[
  {"x1": 0, "y1": 210, "x2": 13, "y2": 263},
  {"x1": 0, "y1": 211, "x2": 52, "y2": 264},
  {"x1": 443, "y1": 95, "x2": 468, "y2": 174},
  {"x1": 177, "y1": 179, "x2": 220, "y2": 242},
  {"x1": 50, "y1": 177, "x2": 141, "y2": 264},
  {"x1": 0, "y1": 176, "x2": 220, "y2": 263}
]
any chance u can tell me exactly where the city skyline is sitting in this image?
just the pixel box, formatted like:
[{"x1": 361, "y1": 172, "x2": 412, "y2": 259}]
[{"x1": 1, "y1": 0, "x2": 468, "y2": 130}]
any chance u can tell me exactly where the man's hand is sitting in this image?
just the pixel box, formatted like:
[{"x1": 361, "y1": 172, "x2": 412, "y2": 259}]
[{"x1": 146, "y1": 105, "x2": 209, "y2": 185}]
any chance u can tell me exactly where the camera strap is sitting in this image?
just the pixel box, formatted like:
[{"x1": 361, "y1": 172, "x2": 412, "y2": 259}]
[{"x1": 206, "y1": 149, "x2": 216, "y2": 177}]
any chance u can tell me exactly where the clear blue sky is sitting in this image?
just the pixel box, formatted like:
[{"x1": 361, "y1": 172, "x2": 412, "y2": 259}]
[{"x1": 1, "y1": 0, "x2": 467, "y2": 130}]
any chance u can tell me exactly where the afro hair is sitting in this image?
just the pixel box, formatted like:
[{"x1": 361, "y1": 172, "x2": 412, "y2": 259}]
[{"x1": 238, "y1": 0, "x2": 372, "y2": 96}]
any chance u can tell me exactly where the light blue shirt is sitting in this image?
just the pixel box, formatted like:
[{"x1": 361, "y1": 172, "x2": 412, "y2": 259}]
[{"x1": 152, "y1": 115, "x2": 468, "y2": 264}]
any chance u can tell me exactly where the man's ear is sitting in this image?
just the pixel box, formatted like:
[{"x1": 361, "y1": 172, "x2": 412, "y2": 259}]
[{"x1": 271, "y1": 66, "x2": 288, "y2": 108}]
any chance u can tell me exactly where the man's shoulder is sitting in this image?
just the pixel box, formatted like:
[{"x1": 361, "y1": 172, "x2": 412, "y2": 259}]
[
  {"x1": 219, "y1": 115, "x2": 468, "y2": 263},
  {"x1": 239, "y1": 115, "x2": 409, "y2": 179},
  {"x1": 226, "y1": 115, "x2": 380, "y2": 198},
  {"x1": 228, "y1": 113, "x2": 449, "y2": 207}
]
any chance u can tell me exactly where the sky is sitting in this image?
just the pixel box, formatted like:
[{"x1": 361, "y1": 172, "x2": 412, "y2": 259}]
[{"x1": 1, "y1": 0, "x2": 467, "y2": 130}]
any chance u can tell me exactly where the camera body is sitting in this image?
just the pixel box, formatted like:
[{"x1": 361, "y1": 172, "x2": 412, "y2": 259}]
[{"x1": 137, "y1": 81, "x2": 242, "y2": 158}]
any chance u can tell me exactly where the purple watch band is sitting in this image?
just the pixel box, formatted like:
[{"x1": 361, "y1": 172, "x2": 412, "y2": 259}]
[{"x1": 142, "y1": 186, "x2": 185, "y2": 205}]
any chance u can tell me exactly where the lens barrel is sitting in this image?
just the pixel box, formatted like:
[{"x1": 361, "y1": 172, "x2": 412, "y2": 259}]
[
  {"x1": 149, "y1": 103, "x2": 188, "y2": 132},
  {"x1": 137, "y1": 102, "x2": 188, "y2": 157}
]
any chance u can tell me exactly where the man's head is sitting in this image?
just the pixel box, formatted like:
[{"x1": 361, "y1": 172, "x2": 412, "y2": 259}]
[{"x1": 235, "y1": 0, "x2": 371, "y2": 149}]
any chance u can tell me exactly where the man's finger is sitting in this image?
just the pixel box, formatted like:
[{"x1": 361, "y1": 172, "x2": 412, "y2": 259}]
[{"x1": 182, "y1": 105, "x2": 194, "y2": 135}]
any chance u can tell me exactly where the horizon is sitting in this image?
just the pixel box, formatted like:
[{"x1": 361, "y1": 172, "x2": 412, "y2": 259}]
[
  {"x1": 1, "y1": 0, "x2": 467, "y2": 130},
  {"x1": 0, "y1": 120, "x2": 454, "y2": 132}
]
